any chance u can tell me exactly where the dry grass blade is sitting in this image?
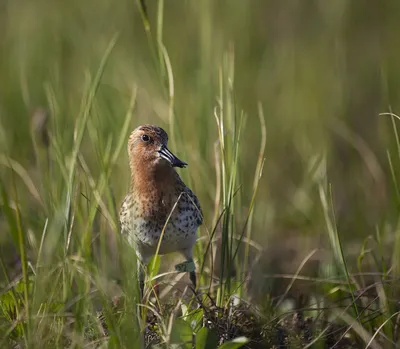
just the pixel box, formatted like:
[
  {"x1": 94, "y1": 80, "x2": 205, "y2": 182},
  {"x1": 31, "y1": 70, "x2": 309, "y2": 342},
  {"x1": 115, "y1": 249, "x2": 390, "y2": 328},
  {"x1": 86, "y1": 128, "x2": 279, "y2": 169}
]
[
  {"x1": 275, "y1": 248, "x2": 319, "y2": 308},
  {"x1": 0, "y1": 155, "x2": 43, "y2": 207}
]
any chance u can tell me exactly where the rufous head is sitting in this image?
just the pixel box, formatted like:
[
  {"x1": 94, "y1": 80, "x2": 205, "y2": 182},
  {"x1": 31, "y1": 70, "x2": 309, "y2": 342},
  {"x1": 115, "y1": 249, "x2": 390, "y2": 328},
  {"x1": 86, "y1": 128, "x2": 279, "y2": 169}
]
[{"x1": 128, "y1": 124, "x2": 187, "y2": 170}]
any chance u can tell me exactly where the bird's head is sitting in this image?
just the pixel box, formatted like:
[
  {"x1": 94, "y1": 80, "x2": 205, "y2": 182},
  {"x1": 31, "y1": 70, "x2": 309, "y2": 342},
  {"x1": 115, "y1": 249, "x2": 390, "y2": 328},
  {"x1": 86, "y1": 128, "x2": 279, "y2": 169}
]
[{"x1": 128, "y1": 124, "x2": 187, "y2": 170}]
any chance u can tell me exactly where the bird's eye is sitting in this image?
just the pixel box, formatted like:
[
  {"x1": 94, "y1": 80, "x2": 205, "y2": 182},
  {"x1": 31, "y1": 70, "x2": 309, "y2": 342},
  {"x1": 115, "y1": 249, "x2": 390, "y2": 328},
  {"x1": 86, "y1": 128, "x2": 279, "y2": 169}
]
[{"x1": 141, "y1": 134, "x2": 150, "y2": 142}]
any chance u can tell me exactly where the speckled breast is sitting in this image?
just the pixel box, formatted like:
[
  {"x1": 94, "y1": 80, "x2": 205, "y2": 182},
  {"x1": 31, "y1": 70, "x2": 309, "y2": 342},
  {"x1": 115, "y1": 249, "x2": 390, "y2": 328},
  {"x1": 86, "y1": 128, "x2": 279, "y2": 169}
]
[
  {"x1": 127, "y1": 209, "x2": 199, "y2": 254},
  {"x1": 121, "y1": 196, "x2": 197, "y2": 251}
]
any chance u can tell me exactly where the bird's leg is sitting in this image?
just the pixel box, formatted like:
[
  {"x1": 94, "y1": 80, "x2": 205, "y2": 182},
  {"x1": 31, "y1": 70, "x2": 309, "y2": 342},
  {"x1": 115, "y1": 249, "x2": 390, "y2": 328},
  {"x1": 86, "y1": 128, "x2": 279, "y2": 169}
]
[
  {"x1": 136, "y1": 250, "x2": 147, "y2": 299},
  {"x1": 177, "y1": 248, "x2": 197, "y2": 291},
  {"x1": 138, "y1": 262, "x2": 145, "y2": 298},
  {"x1": 188, "y1": 259, "x2": 197, "y2": 289}
]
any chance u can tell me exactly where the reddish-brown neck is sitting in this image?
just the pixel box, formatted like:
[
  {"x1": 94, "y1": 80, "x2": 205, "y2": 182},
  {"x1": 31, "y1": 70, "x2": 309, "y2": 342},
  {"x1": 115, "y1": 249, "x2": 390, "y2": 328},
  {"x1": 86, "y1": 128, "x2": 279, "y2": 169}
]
[{"x1": 130, "y1": 158, "x2": 178, "y2": 197}]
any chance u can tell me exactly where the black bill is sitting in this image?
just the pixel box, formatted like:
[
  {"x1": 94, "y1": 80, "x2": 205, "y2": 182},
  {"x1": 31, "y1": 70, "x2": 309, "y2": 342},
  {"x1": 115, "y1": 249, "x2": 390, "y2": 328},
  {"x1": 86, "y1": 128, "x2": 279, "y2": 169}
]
[{"x1": 158, "y1": 145, "x2": 188, "y2": 168}]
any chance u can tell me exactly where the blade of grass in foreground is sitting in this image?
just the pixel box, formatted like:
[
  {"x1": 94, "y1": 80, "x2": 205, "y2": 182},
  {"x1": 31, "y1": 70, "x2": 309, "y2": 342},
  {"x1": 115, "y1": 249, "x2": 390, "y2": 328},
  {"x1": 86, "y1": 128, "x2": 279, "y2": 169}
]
[
  {"x1": 64, "y1": 34, "x2": 119, "y2": 242},
  {"x1": 236, "y1": 102, "x2": 266, "y2": 298},
  {"x1": 214, "y1": 47, "x2": 245, "y2": 304},
  {"x1": 319, "y1": 183, "x2": 359, "y2": 320},
  {"x1": 384, "y1": 112, "x2": 400, "y2": 281},
  {"x1": 11, "y1": 176, "x2": 31, "y2": 341},
  {"x1": 0, "y1": 179, "x2": 29, "y2": 347},
  {"x1": 68, "y1": 33, "x2": 119, "y2": 190},
  {"x1": 64, "y1": 34, "x2": 119, "y2": 260}
]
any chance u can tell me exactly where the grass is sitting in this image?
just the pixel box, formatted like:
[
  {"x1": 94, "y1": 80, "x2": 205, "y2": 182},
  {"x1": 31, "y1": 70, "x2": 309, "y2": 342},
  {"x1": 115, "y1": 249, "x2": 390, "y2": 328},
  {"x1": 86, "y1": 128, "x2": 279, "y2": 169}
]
[{"x1": 2, "y1": 0, "x2": 400, "y2": 348}]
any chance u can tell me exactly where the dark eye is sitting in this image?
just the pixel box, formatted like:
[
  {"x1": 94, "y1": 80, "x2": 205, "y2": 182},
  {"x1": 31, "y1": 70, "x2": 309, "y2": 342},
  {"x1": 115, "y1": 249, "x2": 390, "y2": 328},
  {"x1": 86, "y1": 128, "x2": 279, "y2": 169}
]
[{"x1": 141, "y1": 134, "x2": 150, "y2": 142}]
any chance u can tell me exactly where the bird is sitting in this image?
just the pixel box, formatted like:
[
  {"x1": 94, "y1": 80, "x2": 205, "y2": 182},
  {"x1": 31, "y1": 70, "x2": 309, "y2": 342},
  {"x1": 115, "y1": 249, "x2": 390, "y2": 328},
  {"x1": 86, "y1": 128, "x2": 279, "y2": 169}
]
[{"x1": 119, "y1": 124, "x2": 203, "y2": 296}]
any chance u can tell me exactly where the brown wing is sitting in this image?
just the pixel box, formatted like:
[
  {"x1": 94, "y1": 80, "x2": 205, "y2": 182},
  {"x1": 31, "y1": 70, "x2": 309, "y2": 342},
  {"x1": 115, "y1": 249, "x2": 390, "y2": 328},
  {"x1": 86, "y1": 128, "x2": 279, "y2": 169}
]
[
  {"x1": 185, "y1": 187, "x2": 203, "y2": 226},
  {"x1": 119, "y1": 194, "x2": 133, "y2": 235}
]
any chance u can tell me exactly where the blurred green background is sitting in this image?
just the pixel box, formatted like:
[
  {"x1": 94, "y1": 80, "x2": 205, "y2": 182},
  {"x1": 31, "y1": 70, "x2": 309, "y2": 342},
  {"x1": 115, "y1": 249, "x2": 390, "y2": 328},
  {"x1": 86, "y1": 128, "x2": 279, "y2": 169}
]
[{"x1": 1, "y1": 0, "x2": 400, "y2": 297}]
